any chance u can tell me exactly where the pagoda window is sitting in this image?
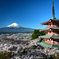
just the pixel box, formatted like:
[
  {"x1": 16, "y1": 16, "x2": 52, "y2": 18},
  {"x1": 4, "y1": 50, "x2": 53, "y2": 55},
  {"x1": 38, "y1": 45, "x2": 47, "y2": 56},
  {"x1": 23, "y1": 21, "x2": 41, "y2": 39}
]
[
  {"x1": 51, "y1": 40, "x2": 53, "y2": 42},
  {"x1": 48, "y1": 32, "x2": 49, "y2": 34},
  {"x1": 50, "y1": 39, "x2": 51, "y2": 41},
  {"x1": 50, "y1": 29, "x2": 51, "y2": 31},
  {"x1": 47, "y1": 39, "x2": 49, "y2": 41},
  {"x1": 47, "y1": 23, "x2": 51, "y2": 27},
  {"x1": 51, "y1": 31, "x2": 53, "y2": 34},
  {"x1": 55, "y1": 33, "x2": 58, "y2": 35},
  {"x1": 51, "y1": 24, "x2": 53, "y2": 27},
  {"x1": 50, "y1": 24, "x2": 51, "y2": 26},
  {"x1": 49, "y1": 31, "x2": 51, "y2": 34}
]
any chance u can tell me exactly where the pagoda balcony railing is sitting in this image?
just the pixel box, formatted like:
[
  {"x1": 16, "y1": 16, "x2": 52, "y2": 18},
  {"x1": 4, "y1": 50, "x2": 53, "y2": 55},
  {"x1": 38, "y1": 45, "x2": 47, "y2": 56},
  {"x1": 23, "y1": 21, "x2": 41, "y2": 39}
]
[
  {"x1": 46, "y1": 25, "x2": 54, "y2": 28},
  {"x1": 45, "y1": 40, "x2": 54, "y2": 44},
  {"x1": 45, "y1": 40, "x2": 59, "y2": 44},
  {"x1": 46, "y1": 25, "x2": 58, "y2": 28},
  {"x1": 46, "y1": 33, "x2": 58, "y2": 35}
]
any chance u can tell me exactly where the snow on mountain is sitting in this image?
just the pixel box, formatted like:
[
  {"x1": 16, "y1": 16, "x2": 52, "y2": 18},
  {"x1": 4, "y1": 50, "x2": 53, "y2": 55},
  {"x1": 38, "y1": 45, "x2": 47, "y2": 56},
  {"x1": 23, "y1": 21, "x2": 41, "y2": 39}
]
[
  {"x1": 7, "y1": 23, "x2": 20, "y2": 28},
  {"x1": 0, "y1": 23, "x2": 34, "y2": 32}
]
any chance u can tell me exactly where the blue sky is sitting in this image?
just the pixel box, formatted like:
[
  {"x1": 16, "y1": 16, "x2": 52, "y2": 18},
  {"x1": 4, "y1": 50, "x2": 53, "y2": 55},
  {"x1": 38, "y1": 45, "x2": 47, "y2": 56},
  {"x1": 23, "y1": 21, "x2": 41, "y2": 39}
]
[{"x1": 0, "y1": 0, "x2": 59, "y2": 29}]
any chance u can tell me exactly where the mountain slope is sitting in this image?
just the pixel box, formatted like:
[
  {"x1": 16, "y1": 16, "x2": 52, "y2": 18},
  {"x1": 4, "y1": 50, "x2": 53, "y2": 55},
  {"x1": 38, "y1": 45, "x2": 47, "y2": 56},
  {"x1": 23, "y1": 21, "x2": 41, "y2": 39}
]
[{"x1": 0, "y1": 23, "x2": 34, "y2": 32}]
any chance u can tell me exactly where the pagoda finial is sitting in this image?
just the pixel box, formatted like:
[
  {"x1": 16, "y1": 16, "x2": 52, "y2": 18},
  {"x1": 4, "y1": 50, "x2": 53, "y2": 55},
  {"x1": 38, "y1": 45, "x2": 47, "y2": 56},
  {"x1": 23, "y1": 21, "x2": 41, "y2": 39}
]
[{"x1": 52, "y1": 1, "x2": 56, "y2": 19}]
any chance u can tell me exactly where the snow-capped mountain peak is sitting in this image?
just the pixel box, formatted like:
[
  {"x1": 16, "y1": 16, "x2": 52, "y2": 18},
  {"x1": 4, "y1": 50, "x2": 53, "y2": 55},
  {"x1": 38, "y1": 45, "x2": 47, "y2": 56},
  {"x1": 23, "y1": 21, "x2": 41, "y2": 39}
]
[
  {"x1": 0, "y1": 23, "x2": 34, "y2": 32},
  {"x1": 7, "y1": 23, "x2": 20, "y2": 27}
]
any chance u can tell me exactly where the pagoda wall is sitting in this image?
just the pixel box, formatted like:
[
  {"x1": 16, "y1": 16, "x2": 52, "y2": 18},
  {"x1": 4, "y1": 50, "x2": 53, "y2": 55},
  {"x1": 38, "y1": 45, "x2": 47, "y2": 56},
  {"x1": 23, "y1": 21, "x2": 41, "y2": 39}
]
[
  {"x1": 46, "y1": 31, "x2": 59, "y2": 35},
  {"x1": 46, "y1": 24, "x2": 59, "y2": 28},
  {"x1": 45, "y1": 39, "x2": 59, "y2": 44},
  {"x1": 40, "y1": 20, "x2": 59, "y2": 45},
  {"x1": 46, "y1": 21, "x2": 59, "y2": 28}
]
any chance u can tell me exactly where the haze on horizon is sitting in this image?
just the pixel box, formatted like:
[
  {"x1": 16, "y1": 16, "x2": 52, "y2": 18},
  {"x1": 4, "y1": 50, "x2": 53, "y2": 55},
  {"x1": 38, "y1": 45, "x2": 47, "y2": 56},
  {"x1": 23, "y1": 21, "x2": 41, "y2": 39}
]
[{"x1": 0, "y1": 0, "x2": 59, "y2": 29}]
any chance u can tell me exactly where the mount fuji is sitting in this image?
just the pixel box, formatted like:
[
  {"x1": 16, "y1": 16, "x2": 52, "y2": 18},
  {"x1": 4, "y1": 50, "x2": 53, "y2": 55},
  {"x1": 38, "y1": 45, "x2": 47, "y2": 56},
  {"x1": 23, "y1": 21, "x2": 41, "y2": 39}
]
[
  {"x1": 7, "y1": 23, "x2": 20, "y2": 28},
  {"x1": 0, "y1": 23, "x2": 34, "y2": 32}
]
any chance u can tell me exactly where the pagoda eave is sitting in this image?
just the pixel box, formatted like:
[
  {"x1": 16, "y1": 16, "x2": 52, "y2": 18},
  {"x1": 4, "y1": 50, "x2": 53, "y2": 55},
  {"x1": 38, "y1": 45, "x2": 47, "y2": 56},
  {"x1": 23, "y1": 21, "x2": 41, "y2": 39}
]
[
  {"x1": 39, "y1": 35, "x2": 59, "y2": 39},
  {"x1": 40, "y1": 27, "x2": 59, "y2": 32},
  {"x1": 40, "y1": 20, "x2": 50, "y2": 25},
  {"x1": 37, "y1": 42, "x2": 59, "y2": 49},
  {"x1": 40, "y1": 19, "x2": 59, "y2": 25}
]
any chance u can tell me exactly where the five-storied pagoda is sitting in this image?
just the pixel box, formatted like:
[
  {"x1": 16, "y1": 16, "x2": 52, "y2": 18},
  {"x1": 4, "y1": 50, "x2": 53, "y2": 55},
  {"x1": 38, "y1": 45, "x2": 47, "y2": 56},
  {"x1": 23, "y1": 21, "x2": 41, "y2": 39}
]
[{"x1": 38, "y1": 1, "x2": 59, "y2": 49}]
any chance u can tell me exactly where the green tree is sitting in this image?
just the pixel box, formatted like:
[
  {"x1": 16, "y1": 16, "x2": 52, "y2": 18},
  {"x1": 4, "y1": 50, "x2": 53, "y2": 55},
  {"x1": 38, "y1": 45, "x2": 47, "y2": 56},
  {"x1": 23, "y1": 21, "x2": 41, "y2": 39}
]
[
  {"x1": 31, "y1": 29, "x2": 46, "y2": 40},
  {"x1": 0, "y1": 52, "x2": 13, "y2": 59}
]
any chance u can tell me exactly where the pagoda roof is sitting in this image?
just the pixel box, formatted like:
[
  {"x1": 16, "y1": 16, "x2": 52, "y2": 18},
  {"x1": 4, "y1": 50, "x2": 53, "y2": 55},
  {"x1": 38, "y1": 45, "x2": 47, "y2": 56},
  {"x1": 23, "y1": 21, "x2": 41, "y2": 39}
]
[
  {"x1": 39, "y1": 35, "x2": 59, "y2": 39},
  {"x1": 40, "y1": 27, "x2": 59, "y2": 31},
  {"x1": 37, "y1": 42, "x2": 59, "y2": 48},
  {"x1": 40, "y1": 19, "x2": 59, "y2": 25},
  {"x1": 51, "y1": 18, "x2": 59, "y2": 21}
]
